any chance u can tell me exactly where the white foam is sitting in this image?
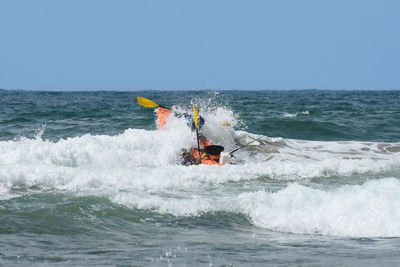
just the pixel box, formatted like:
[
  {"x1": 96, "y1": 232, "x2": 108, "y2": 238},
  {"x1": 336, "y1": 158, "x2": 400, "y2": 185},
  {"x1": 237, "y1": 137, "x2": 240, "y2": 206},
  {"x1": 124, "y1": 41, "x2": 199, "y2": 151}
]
[
  {"x1": 111, "y1": 177, "x2": 400, "y2": 237},
  {"x1": 283, "y1": 111, "x2": 310, "y2": 118},
  {"x1": 1, "y1": 108, "x2": 400, "y2": 238},
  {"x1": 1, "y1": 124, "x2": 399, "y2": 193},
  {"x1": 236, "y1": 178, "x2": 400, "y2": 237}
]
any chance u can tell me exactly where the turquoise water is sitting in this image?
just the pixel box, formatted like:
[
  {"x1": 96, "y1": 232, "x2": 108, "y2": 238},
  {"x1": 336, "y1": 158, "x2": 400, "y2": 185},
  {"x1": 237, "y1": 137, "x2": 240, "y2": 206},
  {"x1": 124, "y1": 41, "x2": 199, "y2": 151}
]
[{"x1": 1, "y1": 90, "x2": 400, "y2": 266}]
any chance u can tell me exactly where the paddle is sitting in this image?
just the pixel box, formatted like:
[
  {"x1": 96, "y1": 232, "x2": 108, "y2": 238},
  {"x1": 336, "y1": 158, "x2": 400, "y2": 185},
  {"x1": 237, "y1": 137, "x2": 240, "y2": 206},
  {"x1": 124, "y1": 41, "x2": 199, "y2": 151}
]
[
  {"x1": 205, "y1": 145, "x2": 224, "y2": 155},
  {"x1": 230, "y1": 138, "x2": 259, "y2": 155},
  {"x1": 137, "y1": 96, "x2": 167, "y2": 109},
  {"x1": 193, "y1": 105, "x2": 201, "y2": 162},
  {"x1": 137, "y1": 96, "x2": 193, "y2": 120}
]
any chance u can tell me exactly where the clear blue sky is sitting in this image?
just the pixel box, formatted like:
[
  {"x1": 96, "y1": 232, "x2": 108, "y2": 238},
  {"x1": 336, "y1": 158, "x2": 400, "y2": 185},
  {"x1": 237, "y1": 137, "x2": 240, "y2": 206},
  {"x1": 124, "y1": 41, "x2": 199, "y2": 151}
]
[{"x1": 1, "y1": 0, "x2": 399, "y2": 90}]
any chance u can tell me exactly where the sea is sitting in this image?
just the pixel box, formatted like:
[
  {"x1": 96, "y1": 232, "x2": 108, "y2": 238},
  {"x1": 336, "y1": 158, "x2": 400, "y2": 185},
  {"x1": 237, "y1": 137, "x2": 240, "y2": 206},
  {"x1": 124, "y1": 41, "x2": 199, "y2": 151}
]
[{"x1": 1, "y1": 89, "x2": 400, "y2": 266}]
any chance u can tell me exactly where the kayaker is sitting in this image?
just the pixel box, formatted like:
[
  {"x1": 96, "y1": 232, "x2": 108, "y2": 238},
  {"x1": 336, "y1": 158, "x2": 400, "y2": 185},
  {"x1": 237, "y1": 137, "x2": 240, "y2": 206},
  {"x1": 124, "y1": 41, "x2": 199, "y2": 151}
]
[{"x1": 180, "y1": 136, "x2": 226, "y2": 166}]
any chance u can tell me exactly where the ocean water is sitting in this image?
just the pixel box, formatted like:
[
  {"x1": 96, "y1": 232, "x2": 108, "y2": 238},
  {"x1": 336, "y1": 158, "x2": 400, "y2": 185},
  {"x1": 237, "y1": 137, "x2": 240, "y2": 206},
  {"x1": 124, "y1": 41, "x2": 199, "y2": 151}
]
[{"x1": 1, "y1": 90, "x2": 400, "y2": 266}]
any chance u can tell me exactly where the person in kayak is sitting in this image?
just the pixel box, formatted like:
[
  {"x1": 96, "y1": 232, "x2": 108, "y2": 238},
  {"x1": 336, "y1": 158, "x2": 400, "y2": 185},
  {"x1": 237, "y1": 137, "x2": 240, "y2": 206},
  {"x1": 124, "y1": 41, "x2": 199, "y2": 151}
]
[
  {"x1": 180, "y1": 135, "x2": 213, "y2": 166},
  {"x1": 180, "y1": 134, "x2": 229, "y2": 166}
]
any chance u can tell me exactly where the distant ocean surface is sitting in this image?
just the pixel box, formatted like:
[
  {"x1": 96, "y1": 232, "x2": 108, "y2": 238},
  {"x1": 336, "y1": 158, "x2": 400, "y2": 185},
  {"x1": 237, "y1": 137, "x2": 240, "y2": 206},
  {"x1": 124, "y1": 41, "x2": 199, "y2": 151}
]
[{"x1": 1, "y1": 90, "x2": 400, "y2": 266}]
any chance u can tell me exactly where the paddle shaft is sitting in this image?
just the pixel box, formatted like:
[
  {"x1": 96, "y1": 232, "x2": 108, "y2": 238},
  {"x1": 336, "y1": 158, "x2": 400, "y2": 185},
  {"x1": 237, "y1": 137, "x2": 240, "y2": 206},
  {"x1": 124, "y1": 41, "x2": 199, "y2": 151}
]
[
  {"x1": 193, "y1": 105, "x2": 202, "y2": 163},
  {"x1": 230, "y1": 139, "x2": 259, "y2": 155}
]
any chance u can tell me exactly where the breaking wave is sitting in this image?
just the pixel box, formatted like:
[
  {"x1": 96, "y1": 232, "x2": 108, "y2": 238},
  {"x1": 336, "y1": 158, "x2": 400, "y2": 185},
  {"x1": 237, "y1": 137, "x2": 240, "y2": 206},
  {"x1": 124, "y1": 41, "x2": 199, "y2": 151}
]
[{"x1": 1, "y1": 106, "x2": 400, "y2": 237}]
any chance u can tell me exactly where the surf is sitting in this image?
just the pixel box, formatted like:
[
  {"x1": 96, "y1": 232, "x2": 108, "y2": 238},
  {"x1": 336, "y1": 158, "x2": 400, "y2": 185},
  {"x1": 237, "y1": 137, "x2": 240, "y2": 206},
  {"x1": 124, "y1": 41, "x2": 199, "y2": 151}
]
[{"x1": 2, "y1": 93, "x2": 400, "y2": 239}]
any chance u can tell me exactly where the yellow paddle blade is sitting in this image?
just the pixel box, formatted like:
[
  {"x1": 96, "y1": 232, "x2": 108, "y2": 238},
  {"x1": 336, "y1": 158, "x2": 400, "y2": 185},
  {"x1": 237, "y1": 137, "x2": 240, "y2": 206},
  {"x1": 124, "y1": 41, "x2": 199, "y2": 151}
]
[
  {"x1": 137, "y1": 97, "x2": 159, "y2": 108},
  {"x1": 193, "y1": 105, "x2": 199, "y2": 129}
]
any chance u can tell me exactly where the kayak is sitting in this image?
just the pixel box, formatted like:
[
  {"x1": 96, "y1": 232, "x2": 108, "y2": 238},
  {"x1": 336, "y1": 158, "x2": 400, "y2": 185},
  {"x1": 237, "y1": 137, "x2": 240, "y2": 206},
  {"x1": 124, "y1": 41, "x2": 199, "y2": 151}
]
[{"x1": 156, "y1": 107, "x2": 171, "y2": 129}]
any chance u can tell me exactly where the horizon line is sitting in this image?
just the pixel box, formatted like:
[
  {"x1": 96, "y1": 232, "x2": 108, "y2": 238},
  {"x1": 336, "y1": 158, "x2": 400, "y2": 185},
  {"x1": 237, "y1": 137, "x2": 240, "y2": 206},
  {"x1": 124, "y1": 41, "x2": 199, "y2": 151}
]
[{"x1": 2, "y1": 88, "x2": 400, "y2": 92}]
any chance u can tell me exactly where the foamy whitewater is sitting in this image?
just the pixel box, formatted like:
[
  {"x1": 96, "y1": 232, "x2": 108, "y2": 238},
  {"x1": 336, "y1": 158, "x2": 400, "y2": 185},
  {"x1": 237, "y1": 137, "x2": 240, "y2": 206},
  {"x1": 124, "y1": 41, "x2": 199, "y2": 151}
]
[{"x1": 1, "y1": 90, "x2": 400, "y2": 266}]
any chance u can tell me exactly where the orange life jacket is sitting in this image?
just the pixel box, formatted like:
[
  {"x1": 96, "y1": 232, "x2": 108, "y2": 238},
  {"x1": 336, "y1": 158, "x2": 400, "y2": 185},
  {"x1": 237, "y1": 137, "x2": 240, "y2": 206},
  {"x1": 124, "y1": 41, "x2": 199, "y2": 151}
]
[{"x1": 190, "y1": 143, "x2": 222, "y2": 166}]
